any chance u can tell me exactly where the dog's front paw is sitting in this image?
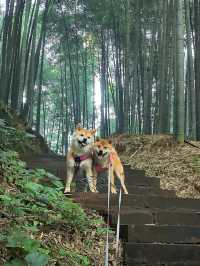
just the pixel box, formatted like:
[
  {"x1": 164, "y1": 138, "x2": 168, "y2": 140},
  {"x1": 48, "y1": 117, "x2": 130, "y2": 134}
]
[
  {"x1": 111, "y1": 188, "x2": 117, "y2": 194},
  {"x1": 90, "y1": 188, "x2": 99, "y2": 193},
  {"x1": 64, "y1": 187, "x2": 71, "y2": 194}
]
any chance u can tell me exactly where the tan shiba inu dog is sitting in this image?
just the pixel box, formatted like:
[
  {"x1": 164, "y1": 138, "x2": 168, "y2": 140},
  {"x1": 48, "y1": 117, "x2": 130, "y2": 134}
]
[
  {"x1": 64, "y1": 125, "x2": 96, "y2": 193},
  {"x1": 92, "y1": 138, "x2": 128, "y2": 194}
]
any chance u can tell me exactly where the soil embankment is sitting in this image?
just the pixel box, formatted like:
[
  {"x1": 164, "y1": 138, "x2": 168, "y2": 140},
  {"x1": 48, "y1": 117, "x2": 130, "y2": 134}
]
[{"x1": 112, "y1": 134, "x2": 200, "y2": 199}]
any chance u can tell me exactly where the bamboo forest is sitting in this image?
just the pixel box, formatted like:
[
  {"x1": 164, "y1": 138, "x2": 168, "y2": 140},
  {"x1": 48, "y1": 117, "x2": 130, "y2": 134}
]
[
  {"x1": 1, "y1": 0, "x2": 199, "y2": 154},
  {"x1": 2, "y1": 0, "x2": 200, "y2": 265}
]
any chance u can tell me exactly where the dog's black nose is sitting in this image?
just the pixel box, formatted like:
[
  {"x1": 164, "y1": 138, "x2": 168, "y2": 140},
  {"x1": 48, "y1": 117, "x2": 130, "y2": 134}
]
[
  {"x1": 98, "y1": 150, "x2": 103, "y2": 155},
  {"x1": 83, "y1": 138, "x2": 87, "y2": 143}
]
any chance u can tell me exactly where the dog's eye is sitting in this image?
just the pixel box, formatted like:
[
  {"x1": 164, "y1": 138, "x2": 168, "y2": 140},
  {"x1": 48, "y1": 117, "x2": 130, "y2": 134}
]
[
  {"x1": 97, "y1": 145, "x2": 101, "y2": 148},
  {"x1": 104, "y1": 147, "x2": 107, "y2": 149},
  {"x1": 80, "y1": 134, "x2": 84, "y2": 137},
  {"x1": 88, "y1": 136, "x2": 90, "y2": 139}
]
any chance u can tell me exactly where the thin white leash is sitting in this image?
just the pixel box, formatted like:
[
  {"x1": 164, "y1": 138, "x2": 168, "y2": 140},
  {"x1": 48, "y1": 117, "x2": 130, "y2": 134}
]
[
  {"x1": 105, "y1": 160, "x2": 122, "y2": 265},
  {"x1": 116, "y1": 187, "x2": 122, "y2": 256},
  {"x1": 104, "y1": 160, "x2": 111, "y2": 266}
]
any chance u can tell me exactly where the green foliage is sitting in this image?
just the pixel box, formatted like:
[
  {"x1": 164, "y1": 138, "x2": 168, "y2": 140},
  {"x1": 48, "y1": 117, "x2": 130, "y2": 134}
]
[
  {"x1": 25, "y1": 252, "x2": 49, "y2": 266},
  {"x1": 0, "y1": 150, "x2": 26, "y2": 182},
  {"x1": 59, "y1": 249, "x2": 90, "y2": 266},
  {"x1": 5, "y1": 259, "x2": 27, "y2": 266},
  {"x1": 96, "y1": 226, "x2": 113, "y2": 235},
  {"x1": 6, "y1": 230, "x2": 41, "y2": 252},
  {"x1": 4, "y1": 252, "x2": 49, "y2": 266},
  {"x1": 0, "y1": 149, "x2": 90, "y2": 229},
  {"x1": 2, "y1": 228, "x2": 49, "y2": 266},
  {"x1": 0, "y1": 149, "x2": 110, "y2": 265}
]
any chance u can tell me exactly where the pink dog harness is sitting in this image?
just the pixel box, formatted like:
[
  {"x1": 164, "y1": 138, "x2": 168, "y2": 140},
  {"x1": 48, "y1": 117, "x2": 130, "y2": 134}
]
[
  {"x1": 95, "y1": 153, "x2": 115, "y2": 173},
  {"x1": 72, "y1": 153, "x2": 91, "y2": 173},
  {"x1": 73, "y1": 154, "x2": 91, "y2": 163},
  {"x1": 95, "y1": 164, "x2": 108, "y2": 173}
]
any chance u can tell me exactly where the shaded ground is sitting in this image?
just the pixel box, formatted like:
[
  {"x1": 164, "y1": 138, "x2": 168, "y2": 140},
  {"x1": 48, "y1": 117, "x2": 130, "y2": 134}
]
[{"x1": 112, "y1": 134, "x2": 200, "y2": 199}]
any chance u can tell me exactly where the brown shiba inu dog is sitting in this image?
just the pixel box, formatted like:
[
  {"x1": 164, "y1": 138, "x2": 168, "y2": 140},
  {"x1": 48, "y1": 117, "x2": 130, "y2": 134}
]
[
  {"x1": 64, "y1": 125, "x2": 96, "y2": 193},
  {"x1": 92, "y1": 138, "x2": 128, "y2": 194}
]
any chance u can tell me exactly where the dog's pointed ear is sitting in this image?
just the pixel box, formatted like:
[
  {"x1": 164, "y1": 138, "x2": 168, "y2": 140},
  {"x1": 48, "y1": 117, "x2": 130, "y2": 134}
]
[
  {"x1": 108, "y1": 139, "x2": 112, "y2": 144},
  {"x1": 76, "y1": 123, "x2": 82, "y2": 131},
  {"x1": 91, "y1": 128, "x2": 96, "y2": 135},
  {"x1": 96, "y1": 136, "x2": 100, "y2": 141}
]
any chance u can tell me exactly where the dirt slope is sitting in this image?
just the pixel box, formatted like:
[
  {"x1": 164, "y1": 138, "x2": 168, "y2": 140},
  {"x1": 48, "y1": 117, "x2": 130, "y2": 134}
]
[{"x1": 112, "y1": 134, "x2": 200, "y2": 199}]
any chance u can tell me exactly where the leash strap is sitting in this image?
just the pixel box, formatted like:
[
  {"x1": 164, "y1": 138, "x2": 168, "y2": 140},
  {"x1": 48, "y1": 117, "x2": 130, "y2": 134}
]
[
  {"x1": 116, "y1": 187, "x2": 122, "y2": 256},
  {"x1": 104, "y1": 161, "x2": 111, "y2": 266},
  {"x1": 104, "y1": 154, "x2": 122, "y2": 264}
]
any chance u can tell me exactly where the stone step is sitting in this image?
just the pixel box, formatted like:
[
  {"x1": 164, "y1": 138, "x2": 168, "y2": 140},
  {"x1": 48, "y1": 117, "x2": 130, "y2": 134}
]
[
  {"x1": 23, "y1": 156, "x2": 66, "y2": 179},
  {"x1": 70, "y1": 185, "x2": 175, "y2": 198},
  {"x1": 73, "y1": 168, "x2": 150, "y2": 191},
  {"x1": 128, "y1": 225, "x2": 200, "y2": 244},
  {"x1": 111, "y1": 209, "x2": 200, "y2": 226},
  {"x1": 123, "y1": 195, "x2": 200, "y2": 211},
  {"x1": 125, "y1": 243, "x2": 200, "y2": 264},
  {"x1": 125, "y1": 259, "x2": 200, "y2": 266},
  {"x1": 128, "y1": 185, "x2": 175, "y2": 196},
  {"x1": 111, "y1": 209, "x2": 154, "y2": 225},
  {"x1": 92, "y1": 174, "x2": 160, "y2": 189},
  {"x1": 157, "y1": 210, "x2": 200, "y2": 226},
  {"x1": 124, "y1": 167, "x2": 146, "y2": 178},
  {"x1": 72, "y1": 194, "x2": 200, "y2": 212},
  {"x1": 125, "y1": 175, "x2": 160, "y2": 187}
]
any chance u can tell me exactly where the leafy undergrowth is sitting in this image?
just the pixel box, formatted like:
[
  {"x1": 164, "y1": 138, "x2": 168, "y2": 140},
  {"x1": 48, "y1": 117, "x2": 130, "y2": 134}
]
[
  {"x1": 112, "y1": 134, "x2": 200, "y2": 199},
  {"x1": 0, "y1": 150, "x2": 122, "y2": 265},
  {"x1": 0, "y1": 106, "x2": 50, "y2": 155}
]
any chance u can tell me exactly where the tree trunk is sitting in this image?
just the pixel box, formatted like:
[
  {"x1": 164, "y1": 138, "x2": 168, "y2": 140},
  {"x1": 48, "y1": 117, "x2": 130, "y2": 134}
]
[
  {"x1": 184, "y1": 0, "x2": 196, "y2": 139},
  {"x1": 175, "y1": 0, "x2": 185, "y2": 143},
  {"x1": 123, "y1": 0, "x2": 130, "y2": 132},
  {"x1": 194, "y1": 0, "x2": 200, "y2": 140}
]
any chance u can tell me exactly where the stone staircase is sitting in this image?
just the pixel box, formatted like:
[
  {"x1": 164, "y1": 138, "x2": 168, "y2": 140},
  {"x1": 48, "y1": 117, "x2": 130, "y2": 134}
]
[
  {"x1": 22, "y1": 155, "x2": 200, "y2": 265},
  {"x1": 70, "y1": 166, "x2": 200, "y2": 266}
]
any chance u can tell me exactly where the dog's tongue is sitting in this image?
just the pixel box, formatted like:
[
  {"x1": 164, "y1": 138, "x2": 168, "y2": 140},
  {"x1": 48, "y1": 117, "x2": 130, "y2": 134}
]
[
  {"x1": 78, "y1": 140, "x2": 87, "y2": 146},
  {"x1": 81, "y1": 142, "x2": 87, "y2": 146}
]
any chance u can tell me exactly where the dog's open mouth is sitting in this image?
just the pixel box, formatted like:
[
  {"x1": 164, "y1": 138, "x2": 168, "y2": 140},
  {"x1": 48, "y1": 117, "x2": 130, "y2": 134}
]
[
  {"x1": 78, "y1": 140, "x2": 87, "y2": 147},
  {"x1": 97, "y1": 151, "x2": 107, "y2": 158}
]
